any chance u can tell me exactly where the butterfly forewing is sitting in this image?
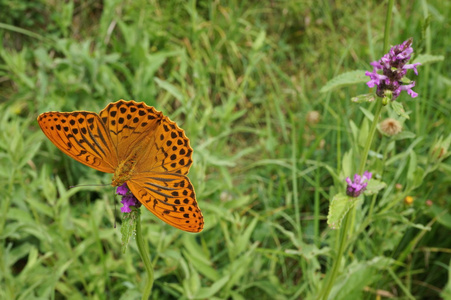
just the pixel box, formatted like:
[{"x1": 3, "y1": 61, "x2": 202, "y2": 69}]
[
  {"x1": 98, "y1": 100, "x2": 193, "y2": 175},
  {"x1": 127, "y1": 172, "x2": 204, "y2": 233},
  {"x1": 38, "y1": 111, "x2": 117, "y2": 173},
  {"x1": 99, "y1": 100, "x2": 164, "y2": 162}
]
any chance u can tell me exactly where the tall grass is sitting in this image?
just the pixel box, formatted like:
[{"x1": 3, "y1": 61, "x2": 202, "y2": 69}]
[{"x1": 0, "y1": 0, "x2": 450, "y2": 299}]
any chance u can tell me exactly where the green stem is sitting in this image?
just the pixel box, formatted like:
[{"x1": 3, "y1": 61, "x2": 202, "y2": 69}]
[
  {"x1": 291, "y1": 114, "x2": 301, "y2": 239},
  {"x1": 358, "y1": 100, "x2": 383, "y2": 175},
  {"x1": 383, "y1": 0, "x2": 394, "y2": 54},
  {"x1": 135, "y1": 209, "x2": 154, "y2": 300},
  {"x1": 319, "y1": 211, "x2": 352, "y2": 300}
]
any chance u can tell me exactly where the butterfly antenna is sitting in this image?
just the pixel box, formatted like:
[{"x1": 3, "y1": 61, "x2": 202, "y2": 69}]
[{"x1": 69, "y1": 184, "x2": 109, "y2": 189}]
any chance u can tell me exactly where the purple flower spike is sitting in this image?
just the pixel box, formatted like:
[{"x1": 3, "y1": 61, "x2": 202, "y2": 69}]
[
  {"x1": 116, "y1": 183, "x2": 141, "y2": 213},
  {"x1": 365, "y1": 38, "x2": 420, "y2": 102},
  {"x1": 346, "y1": 171, "x2": 372, "y2": 197}
]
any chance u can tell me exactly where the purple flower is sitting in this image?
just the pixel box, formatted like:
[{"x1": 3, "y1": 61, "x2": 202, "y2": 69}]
[
  {"x1": 346, "y1": 171, "x2": 372, "y2": 197},
  {"x1": 116, "y1": 183, "x2": 140, "y2": 213},
  {"x1": 365, "y1": 38, "x2": 420, "y2": 102}
]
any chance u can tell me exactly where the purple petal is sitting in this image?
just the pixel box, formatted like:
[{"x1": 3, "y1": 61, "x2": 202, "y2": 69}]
[
  {"x1": 403, "y1": 63, "x2": 421, "y2": 75},
  {"x1": 346, "y1": 171, "x2": 372, "y2": 197},
  {"x1": 116, "y1": 183, "x2": 129, "y2": 195},
  {"x1": 407, "y1": 89, "x2": 418, "y2": 98},
  {"x1": 363, "y1": 171, "x2": 372, "y2": 181},
  {"x1": 121, "y1": 206, "x2": 132, "y2": 213},
  {"x1": 370, "y1": 61, "x2": 383, "y2": 69},
  {"x1": 346, "y1": 177, "x2": 352, "y2": 185}
]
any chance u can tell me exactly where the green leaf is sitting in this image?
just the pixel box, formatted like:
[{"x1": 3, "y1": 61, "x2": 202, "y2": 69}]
[
  {"x1": 364, "y1": 179, "x2": 386, "y2": 196},
  {"x1": 359, "y1": 107, "x2": 375, "y2": 122},
  {"x1": 391, "y1": 101, "x2": 410, "y2": 119},
  {"x1": 331, "y1": 260, "x2": 380, "y2": 300},
  {"x1": 429, "y1": 134, "x2": 451, "y2": 161},
  {"x1": 349, "y1": 120, "x2": 359, "y2": 143},
  {"x1": 320, "y1": 70, "x2": 369, "y2": 93},
  {"x1": 341, "y1": 149, "x2": 354, "y2": 178},
  {"x1": 252, "y1": 30, "x2": 266, "y2": 51},
  {"x1": 182, "y1": 235, "x2": 219, "y2": 281},
  {"x1": 327, "y1": 193, "x2": 362, "y2": 229},
  {"x1": 440, "y1": 259, "x2": 451, "y2": 299},
  {"x1": 195, "y1": 275, "x2": 230, "y2": 298},
  {"x1": 351, "y1": 93, "x2": 376, "y2": 103},
  {"x1": 428, "y1": 205, "x2": 451, "y2": 230},
  {"x1": 407, "y1": 151, "x2": 417, "y2": 183},
  {"x1": 184, "y1": 264, "x2": 201, "y2": 298},
  {"x1": 154, "y1": 77, "x2": 183, "y2": 101},
  {"x1": 406, "y1": 152, "x2": 424, "y2": 189},
  {"x1": 413, "y1": 54, "x2": 445, "y2": 64},
  {"x1": 394, "y1": 131, "x2": 416, "y2": 140},
  {"x1": 235, "y1": 217, "x2": 258, "y2": 255},
  {"x1": 358, "y1": 118, "x2": 369, "y2": 148}
]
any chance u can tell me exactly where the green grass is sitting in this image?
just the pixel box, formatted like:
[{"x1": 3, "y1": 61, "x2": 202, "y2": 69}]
[{"x1": 1, "y1": 0, "x2": 451, "y2": 299}]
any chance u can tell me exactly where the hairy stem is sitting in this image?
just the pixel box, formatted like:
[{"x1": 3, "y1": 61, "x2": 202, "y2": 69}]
[{"x1": 135, "y1": 210, "x2": 154, "y2": 300}]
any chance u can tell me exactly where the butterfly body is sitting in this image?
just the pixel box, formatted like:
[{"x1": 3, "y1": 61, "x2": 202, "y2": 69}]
[
  {"x1": 112, "y1": 151, "x2": 139, "y2": 186},
  {"x1": 38, "y1": 100, "x2": 204, "y2": 232}
]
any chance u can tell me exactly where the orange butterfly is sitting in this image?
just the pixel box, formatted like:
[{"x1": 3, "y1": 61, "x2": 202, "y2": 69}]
[{"x1": 37, "y1": 100, "x2": 204, "y2": 233}]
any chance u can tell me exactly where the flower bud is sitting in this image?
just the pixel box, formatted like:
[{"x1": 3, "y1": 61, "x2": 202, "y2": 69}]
[
  {"x1": 429, "y1": 135, "x2": 451, "y2": 161},
  {"x1": 306, "y1": 111, "x2": 320, "y2": 125},
  {"x1": 380, "y1": 118, "x2": 402, "y2": 136},
  {"x1": 404, "y1": 196, "x2": 414, "y2": 205}
]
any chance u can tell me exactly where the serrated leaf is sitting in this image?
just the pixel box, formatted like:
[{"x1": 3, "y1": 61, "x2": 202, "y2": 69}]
[
  {"x1": 320, "y1": 70, "x2": 368, "y2": 93},
  {"x1": 364, "y1": 179, "x2": 386, "y2": 196},
  {"x1": 121, "y1": 208, "x2": 139, "y2": 253},
  {"x1": 327, "y1": 193, "x2": 362, "y2": 229},
  {"x1": 351, "y1": 93, "x2": 376, "y2": 103},
  {"x1": 413, "y1": 54, "x2": 444, "y2": 64},
  {"x1": 391, "y1": 101, "x2": 410, "y2": 119}
]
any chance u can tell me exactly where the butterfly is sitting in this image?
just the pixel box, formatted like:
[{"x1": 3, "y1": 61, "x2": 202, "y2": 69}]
[{"x1": 37, "y1": 100, "x2": 204, "y2": 232}]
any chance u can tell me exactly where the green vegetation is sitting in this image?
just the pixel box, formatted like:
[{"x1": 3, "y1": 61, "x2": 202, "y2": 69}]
[{"x1": 1, "y1": 0, "x2": 450, "y2": 299}]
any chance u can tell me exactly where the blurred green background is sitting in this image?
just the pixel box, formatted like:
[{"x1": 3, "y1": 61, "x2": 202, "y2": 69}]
[{"x1": 1, "y1": 0, "x2": 450, "y2": 299}]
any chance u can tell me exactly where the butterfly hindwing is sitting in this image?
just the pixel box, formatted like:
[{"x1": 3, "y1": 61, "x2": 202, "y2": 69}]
[
  {"x1": 137, "y1": 116, "x2": 193, "y2": 175},
  {"x1": 127, "y1": 172, "x2": 204, "y2": 233},
  {"x1": 37, "y1": 111, "x2": 117, "y2": 173}
]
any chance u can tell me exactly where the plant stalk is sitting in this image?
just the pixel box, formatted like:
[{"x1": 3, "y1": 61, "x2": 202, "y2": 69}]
[
  {"x1": 135, "y1": 210, "x2": 154, "y2": 300},
  {"x1": 320, "y1": 1, "x2": 393, "y2": 298}
]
